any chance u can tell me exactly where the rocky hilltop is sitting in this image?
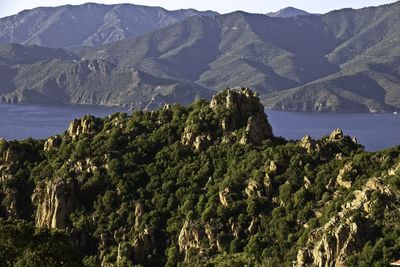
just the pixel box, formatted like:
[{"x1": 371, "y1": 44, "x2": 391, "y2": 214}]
[
  {"x1": 0, "y1": 90, "x2": 399, "y2": 266},
  {"x1": 182, "y1": 88, "x2": 273, "y2": 150}
]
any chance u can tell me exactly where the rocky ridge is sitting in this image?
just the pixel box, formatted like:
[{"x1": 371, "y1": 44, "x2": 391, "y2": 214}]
[{"x1": 181, "y1": 88, "x2": 273, "y2": 150}]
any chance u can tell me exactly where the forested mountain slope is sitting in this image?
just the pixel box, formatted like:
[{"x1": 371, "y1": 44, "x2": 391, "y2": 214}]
[
  {"x1": 0, "y1": 43, "x2": 212, "y2": 109},
  {"x1": 81, "y1": 1, "x2": 400, "y2": 112}
]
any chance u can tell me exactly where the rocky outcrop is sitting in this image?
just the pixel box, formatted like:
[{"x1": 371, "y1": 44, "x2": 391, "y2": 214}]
[
  {"x1": 32, "y1": 178, "x2": 77, "y2": 229},
  {"x1": 296, "y1": 177, "x2": 399, "y2": 267},
  {"x1": 181, "y1": 124, "x2": 212, "y2": 151},
  {"x1": 117, "y1": 242, "x2": 134, "y2": 265},
  {"x1": 133, "y1": 227, "x2": 156, "y2": 262},
  {"x1": 336, "y1": 162, "x2": 357, "y2": 189},
  {"x1": 248, "y1": 217, "x2": 258, "y2": 235},
  {"x1": 240, "y1": 115, "x2": 272, "y2": 145},
  {"x1": 44, "y1": 136, "x2": 61, "y2": 151},
  {"x1": 3, "y1": 188, "x2": 18, "y2": 218},
  {"x1": 2, "y1": 148, "x2": 22, "y2": 163},
  {"x1": 329, "y1": 128, "x2": 344, "y2": 141},
  {"x1": 245, "y1": 180, "x2": 263, "y2": 198},
  {"x1": 134, "y1": 202, "x2": 144, "y2": 229},
  {"x1": 178, "y1": 220, "x2": 202, "y2": 262},
  {"x1": 212, "y1": 88, "x2": 273, "y2": 145},
  {"x1": 205, "y1": 223, "x2": 218, "y2": 249},
  {"x1": 264, "y1": 161, "x2": 278, "y2": 190},
  {"x1": 219, "y1": 188, "x2": 230, "y2": 207},
  {"x1": 182, "y1": 88, "x2": 273, "y2": 149},
  {"x1": 300, "y1": 135, "x2": 318, "y2": 153},
  {"x1": 99, "y1": 233, "x2": 113, "y2": 267},
  {"x1": 67, "y1": 115, "x2": 98, "y2": 139}
]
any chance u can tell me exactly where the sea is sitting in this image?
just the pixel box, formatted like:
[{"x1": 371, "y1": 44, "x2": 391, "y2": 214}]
[{"x1": 0, "y1": 104, "x2": 399, "y2": 151}]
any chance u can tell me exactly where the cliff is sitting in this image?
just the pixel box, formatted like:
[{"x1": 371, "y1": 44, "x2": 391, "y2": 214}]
[{"x1": 32, "y1": 178, "x2": 77, "y2": 229}]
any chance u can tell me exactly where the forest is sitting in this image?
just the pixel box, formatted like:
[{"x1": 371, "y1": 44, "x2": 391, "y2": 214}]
[{"x1": 0, "y1": 88, "x2": 399, "y2": 266}]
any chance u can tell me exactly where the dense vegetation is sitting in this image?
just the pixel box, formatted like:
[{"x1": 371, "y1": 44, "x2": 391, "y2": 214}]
[{"x1": 0, "y1": 89, "x2": 400, "y2": 266}]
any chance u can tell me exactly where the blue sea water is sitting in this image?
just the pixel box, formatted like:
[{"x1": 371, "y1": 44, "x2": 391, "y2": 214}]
[
  {"x1": 0, "y1": 104, "x2": 126, "y2": 140},
  {"x1": 0, "y1": 104, "x2": 399, "y2": 151},
  {"x1": 267, "y1": 110, "x2": 400, "y2": 151}
]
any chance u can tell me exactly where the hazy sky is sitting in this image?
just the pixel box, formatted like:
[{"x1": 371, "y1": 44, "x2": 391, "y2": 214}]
[{"x1": 0, "y1": 0, "x2": 398, "y2": 17}]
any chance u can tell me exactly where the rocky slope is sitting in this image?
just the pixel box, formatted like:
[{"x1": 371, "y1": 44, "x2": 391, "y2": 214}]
[
  {"x1": 0, "y1": 3, "x2": 217, "y2": 48},
  {"x1": 0, "y1": 89, "x2": 399, "y2": 266},
  {"x1": 0, "y1": 43, "x2": 213, "y2": 109}
]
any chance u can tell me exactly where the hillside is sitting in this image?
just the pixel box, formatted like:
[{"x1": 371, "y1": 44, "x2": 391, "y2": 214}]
[
  {"x1": 79, "y1": 1, "x2": 400, "y2": 112},
  {"x1": 0, "y1": 3, "x2": 217, "y2": 48},
  {"x1": 0, "y1": 43, "x2": 212, "y2": 109},
  {"x1": 0, "y1": 89, "x2": 400, "y2": 266}
]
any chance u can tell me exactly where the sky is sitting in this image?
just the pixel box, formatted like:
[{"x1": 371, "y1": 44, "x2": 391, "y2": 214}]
[{"x1": 0, "y1": 0, "x2": 398, "y2": 17}]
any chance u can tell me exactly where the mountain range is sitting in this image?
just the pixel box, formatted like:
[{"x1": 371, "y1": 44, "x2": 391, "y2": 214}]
[
  {"x1": 0, "y1": 2, "x2": 400, "y2": 112},
  {"x1": 0, "y1": 3, "x2": 217, "y2": 48}
]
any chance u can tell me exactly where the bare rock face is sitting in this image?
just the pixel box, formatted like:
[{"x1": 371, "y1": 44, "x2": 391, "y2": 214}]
[
  {"x1": 178, "y1": 220, "x2": 202, "y2": 262},
  {"x1": 212, "y1": 88, "x2": 273, "y2": 145},
  {"x1": 219, "y1": 187, "x2": 230, "y2": 207},
  {"x1": 248, "y1": 217, "x2": 258, "y2": 235},
  {"x1": 99, "y1": 233, "x2": 112, "y2": 267},
  {"x1": 245, "y1": 180, "x2": 263, "y2": 198},
  {"x1": 388, "y1": 161, "x2": 400, "y2": 176},
  {"x1": 2, "y1": 148, "x2": 22, "y2": 163},
  {"x1": 182, "y1": 88, "x2": 273, "y2": 150},
  {"x1": 296, "y1": 177, "x2": 399, "y2": 267},
  {"x1": 44, "y1": 136, "x2": 61, "y2": 151},
  {"x1": 134, "y1": 202, "x2": 144, "y2": 229},
  {"x1": 329, "y1": 128, "x2": 344, "y2": 141},
  {"x1": 3, "y1": 188, "x2": 18, "y2": 218},
  {"x1": 300, "y1": 135, "x2": 318, "y2": 153},
  {"x1": 205, "y1": 223, "x2": 218, "y2": 249},
  {"x1": 32, "y1": 178, "x2": 77, "y2": 229},
  {"x1": 240, "y1": 115, "x2": 272, "y2": 145},
  {"x1": 117, "y1": 242, "x2": 134, "y2": 265},
  {"x1": 181, "y1": 124, "x2": 212, "y2": 151},
  {"x1": 67, "y1": 115, "x2": 98, "y2": 139},
  {"x1": 336, "y1": 162, "x2": 357, "y2": 189}
]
